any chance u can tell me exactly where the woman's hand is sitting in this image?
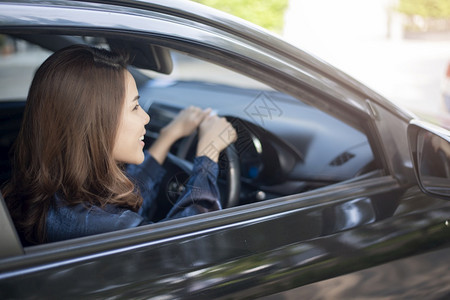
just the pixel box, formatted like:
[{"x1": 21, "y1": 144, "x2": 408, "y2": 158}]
[
  {"x1": 162, "y1": 106, "x2": 210, "y2": 141},
  {"x1": 149, "y1": 106, "x2": 209, "y2": 164},
  {"x1": 197, "y1": 115, "x2": 237, "y2": 162}
]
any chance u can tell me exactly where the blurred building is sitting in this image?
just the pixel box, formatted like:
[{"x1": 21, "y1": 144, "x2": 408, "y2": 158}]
[{"x1": 283, "y1": 0, "x2": 450, "y2": 126}]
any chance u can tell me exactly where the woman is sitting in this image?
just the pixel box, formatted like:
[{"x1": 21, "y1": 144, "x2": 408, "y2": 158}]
[{"x1": 3, "y1": 44, "x2": 236, "y2": 245}]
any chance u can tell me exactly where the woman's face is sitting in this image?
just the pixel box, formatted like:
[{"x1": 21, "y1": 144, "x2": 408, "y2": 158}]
[{"x1": 112, "y1": 70, "x2": 150, "y2": 165}]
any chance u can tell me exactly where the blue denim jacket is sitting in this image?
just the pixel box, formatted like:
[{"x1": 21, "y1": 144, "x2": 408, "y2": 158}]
[{"x1": 46, "y1": 152, "x2": 221, "y2": 242}]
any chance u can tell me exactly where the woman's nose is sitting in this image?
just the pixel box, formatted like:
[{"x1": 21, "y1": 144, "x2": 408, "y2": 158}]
[{"x1": 141, "y1": 107, "x2": 150, "y2": 125}]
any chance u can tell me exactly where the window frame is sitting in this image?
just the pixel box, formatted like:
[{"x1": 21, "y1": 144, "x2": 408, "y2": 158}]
[
  {"x1": 0, "y1": 29, "x2": 390, "y2": 251},
  {"x1": 0, "y1": 5, "x2": 396, "y2": 260}
]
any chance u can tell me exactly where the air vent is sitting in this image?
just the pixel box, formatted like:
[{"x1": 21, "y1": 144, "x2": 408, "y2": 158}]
[{"x1": 330, "y1": 152, "x2": 355, "y2": 166}]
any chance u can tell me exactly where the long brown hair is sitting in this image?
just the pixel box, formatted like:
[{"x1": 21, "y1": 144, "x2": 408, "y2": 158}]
[{"x1": 3, "y1": 44, "x2": 142, "y2": 245}]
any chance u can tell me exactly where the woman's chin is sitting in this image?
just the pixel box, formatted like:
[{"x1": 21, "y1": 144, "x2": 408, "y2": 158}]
[
  {"x1": 132, "y1": 153, "x2": 145, "y2": 165},
  {"x1": 116, "y1": 152, "x2": 145, "y2": 165}
]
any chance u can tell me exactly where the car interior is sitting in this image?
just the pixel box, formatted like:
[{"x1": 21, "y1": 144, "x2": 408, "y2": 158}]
[{"x1": 0, "y1": 32, "x2": 380, "y2": 249}]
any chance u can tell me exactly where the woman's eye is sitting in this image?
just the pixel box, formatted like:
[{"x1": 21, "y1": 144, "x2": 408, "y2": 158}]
[{"x1": 133, "y1": 104, "x2": 140, "y2": 111}]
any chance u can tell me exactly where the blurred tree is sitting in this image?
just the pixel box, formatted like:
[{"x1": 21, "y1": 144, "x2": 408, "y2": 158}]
[
  {"x1": 398, "y1": 0, "x2": 450, "y2": 18},
  {"x1": 192, "y1": 0, "x2": 289, "y2": 32}
]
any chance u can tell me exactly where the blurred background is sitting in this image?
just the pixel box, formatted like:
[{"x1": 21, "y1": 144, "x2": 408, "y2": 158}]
[{"x1": 193, "y1": 0, "x2": 450, "y2": 129}]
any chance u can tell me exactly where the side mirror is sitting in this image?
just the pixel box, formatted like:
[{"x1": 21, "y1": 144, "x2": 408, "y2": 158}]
[{"x1": 408, "y1": 120, "x2": 450, "y2": 198}]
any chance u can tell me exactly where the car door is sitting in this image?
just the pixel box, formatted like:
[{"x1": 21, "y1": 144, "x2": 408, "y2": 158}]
[{"x1": 1, "y1": 1, "x2": 450, "y2": 299}]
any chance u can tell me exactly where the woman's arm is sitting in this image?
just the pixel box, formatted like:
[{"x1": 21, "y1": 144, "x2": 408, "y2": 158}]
[
  {"x1": 165, "y1": 155, "x2": 221, "y2": 219},
  {"x1": 164, "y1": 115, "x2": 237, "y2": 218}
]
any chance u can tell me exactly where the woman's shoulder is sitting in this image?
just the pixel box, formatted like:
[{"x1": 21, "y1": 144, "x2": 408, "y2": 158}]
[{"x1": 46, "y1": 195, "x2": 144, "y2": 242}]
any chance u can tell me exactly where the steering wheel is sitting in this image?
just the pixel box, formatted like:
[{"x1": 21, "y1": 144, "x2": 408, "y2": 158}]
[{"x1": 145, "y1": 103, "x2": 241, "y2": 220}]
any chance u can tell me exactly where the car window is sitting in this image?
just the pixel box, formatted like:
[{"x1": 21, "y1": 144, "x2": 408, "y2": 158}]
[
  {"x1": 0, "y1": 34, "x2": 377, "y2": 192},
  {"x1": 137, "y1": 48, "x2": 376, "y2": 201},
  {"x1": 0, "y1": 33, "x2": 378, "y2": 237}
]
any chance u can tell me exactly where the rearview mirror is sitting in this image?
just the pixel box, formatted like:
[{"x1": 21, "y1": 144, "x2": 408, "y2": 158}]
[{"x1": 408, "y1": 120, "x2": 450, "y2": 198}]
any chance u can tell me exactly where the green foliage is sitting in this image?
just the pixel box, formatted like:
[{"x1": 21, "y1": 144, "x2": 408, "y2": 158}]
[
  {"x1": 398, "y1": 0, "x2": 450, "y2": 18},
  {"x1": 192, "y1": 0, "x2": 289, "y2": 32}
]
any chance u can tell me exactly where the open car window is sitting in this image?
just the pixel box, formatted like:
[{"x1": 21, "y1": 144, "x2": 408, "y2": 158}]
[
  {"x1": 138, "y1": 48, "x2": 377, "y2": 193},
  {"x1": 0, "y1": 34, "x2": 379, "y2": 244}
]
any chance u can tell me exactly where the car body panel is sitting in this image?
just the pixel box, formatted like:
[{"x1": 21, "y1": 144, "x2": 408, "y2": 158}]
[
  {"x1": 1, "y1": 182, "x2": 450, "y2": 298},
  {"x1": 263, "y1": 245, "x2": 450, "y2": 299},
  {"x1": 0, "y1": 181, "x2": 450, "y2": 299}
]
